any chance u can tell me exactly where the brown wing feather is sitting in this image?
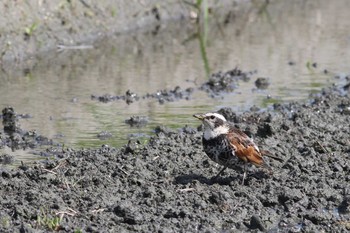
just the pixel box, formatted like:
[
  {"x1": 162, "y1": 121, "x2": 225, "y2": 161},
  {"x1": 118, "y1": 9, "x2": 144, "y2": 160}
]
[{"x1": 227, "y1": 126, "x2": 264, "y2": 167}]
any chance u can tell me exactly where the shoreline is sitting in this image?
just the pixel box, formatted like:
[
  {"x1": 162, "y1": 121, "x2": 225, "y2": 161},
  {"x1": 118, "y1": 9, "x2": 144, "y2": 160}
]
[{"x1": 0, "y1": 0, "x2": 238, "y2": 67}]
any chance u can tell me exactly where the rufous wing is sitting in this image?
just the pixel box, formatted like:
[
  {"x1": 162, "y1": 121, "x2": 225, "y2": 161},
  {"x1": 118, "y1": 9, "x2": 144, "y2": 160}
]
[{"x1": 227, "y1": 126, "x2": 264, "y2": 167}]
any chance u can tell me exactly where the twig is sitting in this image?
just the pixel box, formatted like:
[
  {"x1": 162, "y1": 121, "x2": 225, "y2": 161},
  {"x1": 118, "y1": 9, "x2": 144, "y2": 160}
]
[
  {"x1": 64, "y1": 179, "x2": 70, "y2": 190},
  {"x1": 91, "y1": 208, "x2": 105, "y2": 214},
  {"x1": 52, "y1": 160, "x2": 69, "y2": 171},
  {"x1": 118, "y1": 167, "x2": 129, "y2": 176},
  {"x1": 176, "y1": 188, "x2": 195, "y2": 193},
  {"x1": 41, "y1": 168, "x2": 57, "y2": 175},
  {"x1": 316, "y1": 141, "x2": 329, "y2": 153},
  {"x1": 66, "y1": 207, "x2": 78, "y2": 215},
  {"x1": 56, "y1": 208, "x2": 78, "y2": 221},
  {"x1": 57, "y1": 44, "x2": 94, "y2": 51},
  {"x1": 72, "y1": 177, "x2": 85, "y2": 187},
  {"x1": 40, "y1": 159, "x2": 67, "y2": 175}
]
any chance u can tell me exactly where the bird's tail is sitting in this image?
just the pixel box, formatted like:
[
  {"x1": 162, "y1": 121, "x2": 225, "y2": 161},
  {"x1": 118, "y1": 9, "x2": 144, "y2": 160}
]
[
  {"x1": 261, "y1": 150, "x2": 284, "y2": 162},
  {"x1": 259, "y1": 150, "x2": 284, "y2": 175}
]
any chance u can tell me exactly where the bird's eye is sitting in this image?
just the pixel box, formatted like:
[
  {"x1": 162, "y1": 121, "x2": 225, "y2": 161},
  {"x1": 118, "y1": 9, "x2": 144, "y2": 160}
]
[{"x1": 210, "y1": 115, "x2": 215, "y2": 120}]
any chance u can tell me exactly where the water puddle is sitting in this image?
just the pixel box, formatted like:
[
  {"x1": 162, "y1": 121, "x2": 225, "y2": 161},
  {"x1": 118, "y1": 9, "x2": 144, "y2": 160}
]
[{"x1": 1, "y1": 0, "x2": 350, "y2": 164}]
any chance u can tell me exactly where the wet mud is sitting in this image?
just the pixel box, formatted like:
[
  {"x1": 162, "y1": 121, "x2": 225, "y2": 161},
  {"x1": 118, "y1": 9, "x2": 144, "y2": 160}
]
[
  {"x1": 91, "y1": 86, "x2": 194, "y2": 105},
  {"x1": 91, "y1": 68, "x2": 254, "y2": 106},
  {"x1": 254, "y1": 77, "x2": 270, "y2": 90},
  {"x1": 200, "y1": 68, "x2": 256, "y2": 97},
  {"x1": 125, "y1": 116, "x2": 149, "y2": 128},
  {"x1": 0, "y1": 0, "x2": 235, "y2": 65},
  {"x1": 0, "y1": 107, "x2": 55, "y2": 155},
  {"x1": 1, "y1": 78, "x2": 350, "y2": 232}
]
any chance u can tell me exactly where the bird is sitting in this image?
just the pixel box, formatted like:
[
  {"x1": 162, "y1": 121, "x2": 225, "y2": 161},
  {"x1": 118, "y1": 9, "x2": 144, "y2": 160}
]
[{"x1": 193, "y1": 112, "x2": 278, "y2": 184}]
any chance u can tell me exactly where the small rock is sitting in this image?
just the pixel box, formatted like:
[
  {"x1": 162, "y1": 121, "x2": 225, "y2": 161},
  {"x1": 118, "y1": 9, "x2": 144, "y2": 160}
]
[
  {"x1": 154, "y1": 125, "x2": 176, "y2": 136},
  {"x1": 97, "y1": 131, "x2": 113, "y2": 140},
  {"x1": 125, "y1": 90, "x2": 139, "y2": 104},
  {"x1": 124, "y1": 140, "x2": 141, "y2": 154},
  {"x1": 2, "y1": 107, "x2": 20, "y2": 133},
  {"x1": 257, "y1": 123, "x2": 274, "y2": 137},
  {"x1": 125, "y1": 116, "x2": 149, "y2": 127},
  {"x1": 249, "y1": 215, "x2": 266, "y2": 231},
  {"x1": 0, "y1": 154, "x2": 14, "y2": 165},
  {"x1": 255, "y1": 77, "x2": 270, "y2": 89}
]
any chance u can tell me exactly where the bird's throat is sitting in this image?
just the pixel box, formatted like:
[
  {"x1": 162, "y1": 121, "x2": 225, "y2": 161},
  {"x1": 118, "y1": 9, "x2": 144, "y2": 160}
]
[{"x1": 203, "y1": 125, "x2": 229, "y2": 140}]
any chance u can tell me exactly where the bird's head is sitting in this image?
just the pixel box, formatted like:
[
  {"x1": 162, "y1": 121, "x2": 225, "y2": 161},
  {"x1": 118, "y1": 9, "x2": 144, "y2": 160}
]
[{"x1": 193, "y1": 112, "x2": 229, "y2": 139}]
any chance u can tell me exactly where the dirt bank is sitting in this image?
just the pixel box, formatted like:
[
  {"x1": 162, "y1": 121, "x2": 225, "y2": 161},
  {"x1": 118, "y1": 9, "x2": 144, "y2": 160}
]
[
  {"x1": 0, "y1": 82, "x2": 349, "y2": 232},
  {"x1": 0, "y1": 0, "x2": 236, "y2": 66}
]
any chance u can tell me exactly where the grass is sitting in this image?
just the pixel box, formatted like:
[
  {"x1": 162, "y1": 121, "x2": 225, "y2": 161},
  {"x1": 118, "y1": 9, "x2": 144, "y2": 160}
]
[
  {"x1": 35, "y1": 208, "x2": 61, "y2": 231},
  {"x1": 184, "y1": 0, "x2": 211, "y2": 77},
  {"x1": 1, "y1": 216, "x2": 10, "y2": 228},
  {"x1": 198, "y1": 29, "x2": 210, "y2": 77},
  {"x1": 24, "y1": 22, "x2": 38, "y2": 37},
  {"x1": 195, "y1": 0, "x2": 210, "y2": 77}
]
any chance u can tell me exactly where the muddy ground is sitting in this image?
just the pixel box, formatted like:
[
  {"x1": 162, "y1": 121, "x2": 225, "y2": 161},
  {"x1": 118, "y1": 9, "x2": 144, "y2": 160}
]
[
  {"x1": 0, "y1": 0, "x2": 235, "y2": 67},
  {"x1": 0, "y1": 78, "x2": 349, "y2": 232}
]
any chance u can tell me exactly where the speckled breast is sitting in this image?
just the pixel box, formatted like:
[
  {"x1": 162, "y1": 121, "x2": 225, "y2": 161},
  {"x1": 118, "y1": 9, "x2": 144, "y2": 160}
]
[{"x1": 202, "y1": 134, "x2": 242, "y2": 169}]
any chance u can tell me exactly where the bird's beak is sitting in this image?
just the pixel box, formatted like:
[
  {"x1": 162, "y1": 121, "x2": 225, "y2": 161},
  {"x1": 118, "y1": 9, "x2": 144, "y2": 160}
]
[{"x1": 193, "y1": 114, "x2": 205, "y2": 120}]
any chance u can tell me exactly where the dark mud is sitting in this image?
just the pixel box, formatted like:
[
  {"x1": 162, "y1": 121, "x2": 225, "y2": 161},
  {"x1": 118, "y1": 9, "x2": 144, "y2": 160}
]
[
  {"x1": 0, "y1": 0, "x2": 235, "y2": 65},
  {"x1": 0, "y1": 107, "x2": 55, "y2": 154},
  {"x1": 96, "y1": 131, "x2": 114, "y2": 141},
  {"x1": 201, "y1": 68, "x2": 256, "y2": 97},
  {"x1": 255, "y1": 78, "x2": 270, "y2": 90},
  {"x1": 125, "y1": 116, "x2": 149, "y2": 128},
  {"x1": 1, "y1": 82, "x2": 350, "y2": 232},
  {"x1": 91, "y1": 86, "x2": 194, "y2": 105},
  {"x1": 91, "y1": 68, "x2": 255, "y2": 106}
]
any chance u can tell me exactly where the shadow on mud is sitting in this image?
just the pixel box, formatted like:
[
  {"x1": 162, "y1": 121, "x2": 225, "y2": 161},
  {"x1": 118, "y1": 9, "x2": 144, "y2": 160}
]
[{"x1": 174, "y1": 170, "x2": 269, "y2": 186}]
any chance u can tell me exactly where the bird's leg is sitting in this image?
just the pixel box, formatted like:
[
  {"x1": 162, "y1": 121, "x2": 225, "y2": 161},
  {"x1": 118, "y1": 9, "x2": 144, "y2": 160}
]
[{"x1": 213, "y1": 166, "x2": 228, "y2": 180}]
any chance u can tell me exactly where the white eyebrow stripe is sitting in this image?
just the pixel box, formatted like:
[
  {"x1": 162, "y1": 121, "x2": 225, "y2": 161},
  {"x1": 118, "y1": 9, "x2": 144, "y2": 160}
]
[{"x1": 204, "y1": 113, "x2": 227, "y2": 122}]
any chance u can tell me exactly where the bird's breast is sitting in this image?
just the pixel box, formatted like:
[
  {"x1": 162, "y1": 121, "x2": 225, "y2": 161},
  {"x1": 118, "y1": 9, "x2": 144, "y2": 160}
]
[{"x1": 202, "y1": 135, "x2": 238, "y2": 166}]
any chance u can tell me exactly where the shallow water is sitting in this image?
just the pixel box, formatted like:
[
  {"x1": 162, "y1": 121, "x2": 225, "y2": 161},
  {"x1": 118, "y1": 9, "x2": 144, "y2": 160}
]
[{"x1": 1, "y1": 0, "x2": 350, "y2": 162}]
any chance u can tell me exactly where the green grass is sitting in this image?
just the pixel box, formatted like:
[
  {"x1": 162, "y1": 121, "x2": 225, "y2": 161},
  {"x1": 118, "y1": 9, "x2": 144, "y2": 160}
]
[
  {"x1": 36, "y1": 212, "x2": 61, "y2": 231},
  {"x1": 184, "y1": 0, "x2": 211, "y2": 77},
  {"x1": 24, "y1": 22, "x2": 38, "y2": 37},
  {"x1": 1, "y1": 216, "x2": 10, "y2": 228}
]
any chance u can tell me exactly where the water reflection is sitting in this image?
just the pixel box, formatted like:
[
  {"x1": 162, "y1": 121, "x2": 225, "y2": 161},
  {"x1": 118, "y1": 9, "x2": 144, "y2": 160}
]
[{"x1": 1, "y1": 0, "x2": 350, "y2": 155}]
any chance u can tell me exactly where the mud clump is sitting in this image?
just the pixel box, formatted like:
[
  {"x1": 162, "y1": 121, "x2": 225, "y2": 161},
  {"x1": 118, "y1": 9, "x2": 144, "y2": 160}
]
[
  {"x1": 255, "y1": 77, "x2": 270, "y2": 89},
  {"x1": 125, "y1": 116, "x2": 149, "y2": 127},
  {"x1": 90, "y1": 90, "x2": 140, "y2": 104},
  {"x1": 2, "y1": 107, "x2": 20, "y2": 134},
  {"x1": 0, "y1": 154, "x2": 14, "y2": 165},
  {"x1": 1, "y1": 107, "x2": 54, "y2": 152},
  {"x1": 92, "y1": 69, "x2": 259, "y2": 106},
  {"x1": 91, "y1": 86, "x2": 194, "y2": 105},
  {"x1": 201, "y1": 68, "x2": 256, "y2": 96},
  {"x1": 1, "y1": 86, "x2": 350, "y2": 232},
  {"x1": 147, "y1": 86, "x2": 194, "y2": 104},
  {"x1": 97, "y1": 131, "x2": 113, "y2": 140}
]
